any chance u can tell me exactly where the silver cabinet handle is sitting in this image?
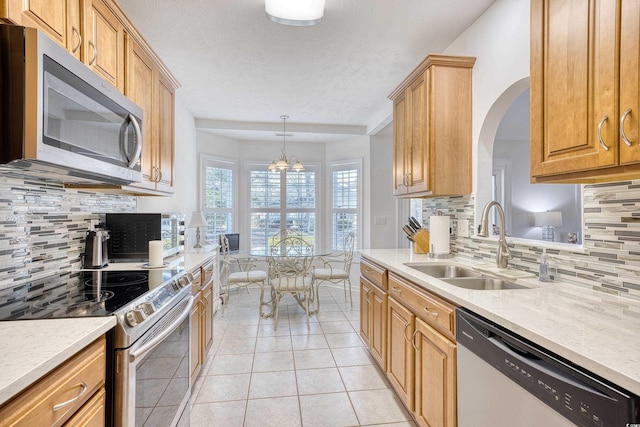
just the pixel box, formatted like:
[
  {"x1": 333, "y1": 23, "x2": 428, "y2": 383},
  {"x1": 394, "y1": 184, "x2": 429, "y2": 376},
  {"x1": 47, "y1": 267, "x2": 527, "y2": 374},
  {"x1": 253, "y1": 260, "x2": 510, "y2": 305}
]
[
  {"x1": 411, "y1": 330, "x2": 419, "y2": 351},
  {"x1": 71, "y1": 26, "x2": 82, "y2": 54},
  {"x1": 157, "y1": 168, "x2": 163, "y2": 182},
  {"x1": 52, "y1": 382, "x2": 88, "y2": 411},
  {"x1": 598, "y1": 115, "x2": 610, "y2": 151},
  {"x1": 621, "y1": 108, "x2": 633, "y2": 147},
  {"x1": 424, "y1": 306, "x2": 439, "y2": 318},
  {"x1": 88, "y1": 41, "x2": 97, "y2": 65},
  {"x1": 391, "y1": 286, "x2": 402, "y2": 295},
  {"x1": 403, "y1": 322, "x2": 411, "y2": 342}
]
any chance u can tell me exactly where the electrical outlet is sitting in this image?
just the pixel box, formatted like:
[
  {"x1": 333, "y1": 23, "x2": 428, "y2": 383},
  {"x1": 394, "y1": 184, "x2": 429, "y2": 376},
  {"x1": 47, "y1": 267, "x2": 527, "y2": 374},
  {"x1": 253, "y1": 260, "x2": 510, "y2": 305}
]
[{"x1": 458, "y1": 219, "x2": 469, "y2": 237}]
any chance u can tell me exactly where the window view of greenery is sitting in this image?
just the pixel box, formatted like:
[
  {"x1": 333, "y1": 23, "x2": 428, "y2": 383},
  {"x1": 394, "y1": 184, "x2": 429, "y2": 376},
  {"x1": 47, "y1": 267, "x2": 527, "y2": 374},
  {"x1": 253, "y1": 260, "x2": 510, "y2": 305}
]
[
  {"x1": 250, "y1": 169, "x2": 316, "y2": 255},
  {"x1": 203, "y1": 160, "x2": 233, "y2": 243},
  {"x1": 332, "y1": 168, "x2": 358, "y2": 250}
]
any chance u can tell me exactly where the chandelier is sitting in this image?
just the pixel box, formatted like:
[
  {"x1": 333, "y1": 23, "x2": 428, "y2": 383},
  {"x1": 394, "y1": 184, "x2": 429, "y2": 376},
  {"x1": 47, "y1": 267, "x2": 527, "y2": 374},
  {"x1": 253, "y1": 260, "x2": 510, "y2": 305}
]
[{"x1": 268, "y1": 115, "x2": 304, "y2": 172}]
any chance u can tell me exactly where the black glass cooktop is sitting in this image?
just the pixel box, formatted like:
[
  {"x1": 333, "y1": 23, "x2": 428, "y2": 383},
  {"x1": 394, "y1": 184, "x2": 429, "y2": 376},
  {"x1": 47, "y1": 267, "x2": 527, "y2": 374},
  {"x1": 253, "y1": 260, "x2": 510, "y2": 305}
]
[{"x1": 0, "y1": 269, "x2": 183, "y2": 320}]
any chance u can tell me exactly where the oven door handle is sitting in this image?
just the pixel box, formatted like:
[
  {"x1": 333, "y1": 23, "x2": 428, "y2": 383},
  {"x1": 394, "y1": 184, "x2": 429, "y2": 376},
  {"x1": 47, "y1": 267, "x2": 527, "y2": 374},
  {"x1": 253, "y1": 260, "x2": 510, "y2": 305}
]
[{"x1": 129, "y1": 295, "x2": 194, "y2": 363}]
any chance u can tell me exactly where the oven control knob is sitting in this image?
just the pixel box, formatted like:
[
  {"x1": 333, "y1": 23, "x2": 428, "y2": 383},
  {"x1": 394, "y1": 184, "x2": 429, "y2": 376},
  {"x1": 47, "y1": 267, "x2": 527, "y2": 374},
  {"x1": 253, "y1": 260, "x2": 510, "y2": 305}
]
[
  {"x1": 140, "y1": 302, "x2": 155, "y2": 316},
  {"x1": 177, "y1": 276, "x2": 191, "y2": 288},
  {"x1": 125, "y1": 309, "x2": 146, "y2": 327}
]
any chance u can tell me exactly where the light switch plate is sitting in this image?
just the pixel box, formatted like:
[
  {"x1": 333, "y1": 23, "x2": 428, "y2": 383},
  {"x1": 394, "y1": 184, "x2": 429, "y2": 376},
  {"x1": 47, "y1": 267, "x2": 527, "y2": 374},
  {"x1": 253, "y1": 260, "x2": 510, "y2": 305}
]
[
  {"x1": 374, "y1": 216, "x2": 387, "y2": 225},
  {"x1": 458, "y1": 219, "x2": 469, "y2": 237}
]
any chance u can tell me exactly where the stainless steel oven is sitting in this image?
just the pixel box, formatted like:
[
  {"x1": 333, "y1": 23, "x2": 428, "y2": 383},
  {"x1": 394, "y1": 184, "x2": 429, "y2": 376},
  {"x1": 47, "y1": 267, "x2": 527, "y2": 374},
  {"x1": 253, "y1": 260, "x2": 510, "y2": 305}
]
[
  {"x1": 114, "y1": 292, "x2": 193, "y2": 427},
  {"x1": 0, "y1": 268, "x2": 194, "y2": 427}
]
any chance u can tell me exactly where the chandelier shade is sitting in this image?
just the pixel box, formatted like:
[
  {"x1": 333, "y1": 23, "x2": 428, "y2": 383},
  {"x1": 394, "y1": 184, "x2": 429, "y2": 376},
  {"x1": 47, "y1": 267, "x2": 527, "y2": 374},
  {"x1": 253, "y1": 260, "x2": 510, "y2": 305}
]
[
  {"x1": 265, "y1": 0, "x2": 325, "y2": 26},
  {"x1": 268, "y1": 115, "x2": 304, "y2": 173}
]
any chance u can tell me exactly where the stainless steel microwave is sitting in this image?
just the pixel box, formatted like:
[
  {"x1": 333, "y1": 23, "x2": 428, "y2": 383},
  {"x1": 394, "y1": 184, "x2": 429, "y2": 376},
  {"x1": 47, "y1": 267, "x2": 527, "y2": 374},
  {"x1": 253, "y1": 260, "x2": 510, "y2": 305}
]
[
  {"x1": 106, "y1": 213, "x2": 185, "y2": 262},
  {"x1": 0, "y1": 24, "x2": 143, "y2": 184}
]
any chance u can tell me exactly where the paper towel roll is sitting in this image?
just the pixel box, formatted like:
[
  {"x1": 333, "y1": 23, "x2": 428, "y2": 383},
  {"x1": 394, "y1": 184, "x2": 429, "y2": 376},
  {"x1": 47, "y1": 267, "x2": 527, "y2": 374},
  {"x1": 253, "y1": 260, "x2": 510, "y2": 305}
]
[
  {"x1": 148, "y1": 240, "x2": 164, "y2": 267},
  {"x1": 429, "y1": 216, "x2": 450, "y2": 254}
]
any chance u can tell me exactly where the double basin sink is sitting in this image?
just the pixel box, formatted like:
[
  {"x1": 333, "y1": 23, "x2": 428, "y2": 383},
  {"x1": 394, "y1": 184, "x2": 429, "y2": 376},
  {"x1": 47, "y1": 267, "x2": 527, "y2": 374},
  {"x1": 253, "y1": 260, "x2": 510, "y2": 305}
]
[{"x1": 404, "y1": 264, "x2": 530, "y2": 290}]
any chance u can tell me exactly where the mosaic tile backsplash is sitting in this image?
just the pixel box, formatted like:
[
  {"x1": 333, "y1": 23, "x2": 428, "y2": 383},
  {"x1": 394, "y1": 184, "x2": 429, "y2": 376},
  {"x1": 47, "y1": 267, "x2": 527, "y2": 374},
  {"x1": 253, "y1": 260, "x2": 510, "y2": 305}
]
[
  {"x1": 0, "y1": 176, "x2": 136, "y2": 291},
  {"x1": 421, "y1": 181, "x2": 640, "y2": 302}
]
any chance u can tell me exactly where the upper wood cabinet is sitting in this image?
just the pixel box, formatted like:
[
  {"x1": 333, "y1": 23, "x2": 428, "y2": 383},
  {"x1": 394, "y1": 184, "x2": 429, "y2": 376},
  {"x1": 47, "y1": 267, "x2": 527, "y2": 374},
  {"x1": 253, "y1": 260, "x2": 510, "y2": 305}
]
[
  {"x1": 389, "y1": 54, "x2": 475, "y2": 198},
  {"x1": 531, "y1": 0, "x2": 640, "y2": 183},
  {"x1": 1, "y1": 0, "x2": 83, "y2": 60},
  {"x1": 84, "y1": 0, "x2": 125, "y2": 91},
  {"x1": 2, "y1": 0, "x2": 179, "y2": 195}
]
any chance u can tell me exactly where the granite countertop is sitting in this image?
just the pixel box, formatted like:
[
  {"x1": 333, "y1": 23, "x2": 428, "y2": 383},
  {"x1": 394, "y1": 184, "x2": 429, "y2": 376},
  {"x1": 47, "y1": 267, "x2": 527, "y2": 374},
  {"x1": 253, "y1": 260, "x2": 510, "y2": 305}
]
[
  {"x1": 360, "y1": 249, "x2": 640, "y2": 396},
  {"x1": 0, "y1": 317, "x2": 116, "y2": 406}
]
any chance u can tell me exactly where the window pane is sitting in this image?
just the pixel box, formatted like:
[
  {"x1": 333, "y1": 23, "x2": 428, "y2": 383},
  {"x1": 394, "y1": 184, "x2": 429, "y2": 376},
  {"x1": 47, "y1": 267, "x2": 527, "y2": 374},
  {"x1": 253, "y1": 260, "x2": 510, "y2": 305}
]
[
  {"x1": 286, "y1": 171, "x2": 316, "y2": 208},
  {"x1": 206, "y1": 212, "x2": 232, "y2": 235},
  {"x1": 286, "y1": 212, "x2": 315, "y2": 238},
  {"x1": 332, "y1": 169, "x2": 358, "y2": 209},
  {"x1": 332, "y1": 213, "x2": 357, "y2": 250},
  {"x1": 205, "y1": 166, "x2": 233, "y2": 209},
  {"x1": 251, "y1": 171, "x2": 281, "y2": 208},
  {"x1": 250, "y1": 212, "x2": 281, "y2": 255}
]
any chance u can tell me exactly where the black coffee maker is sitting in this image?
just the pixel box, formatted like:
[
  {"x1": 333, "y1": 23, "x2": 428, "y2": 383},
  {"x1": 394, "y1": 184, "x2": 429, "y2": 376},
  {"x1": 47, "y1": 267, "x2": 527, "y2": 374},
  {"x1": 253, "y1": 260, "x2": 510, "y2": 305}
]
[{"x1": 84, "y1": 227, "x2": 110, "y2": 268}]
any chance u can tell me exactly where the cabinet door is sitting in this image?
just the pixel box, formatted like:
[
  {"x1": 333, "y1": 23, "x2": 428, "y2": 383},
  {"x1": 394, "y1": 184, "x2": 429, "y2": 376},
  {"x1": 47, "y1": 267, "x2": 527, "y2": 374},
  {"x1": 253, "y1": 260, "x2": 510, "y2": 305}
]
[
  {"x1": 5, "y1": 0, "x2": 66, "y2": 46},
  {"x1": 619, "y1": 1, "x2": 640, "y2": 165},
  {"x1": 407, "y1": 73, "x2": 428, "y2": 194},
  {"x1": 359, "y1": 278, "x2": 372, "y2": 347},
  {"x1": 530, "y1": 0, "x2": 617, "y2": 178},
  {"x1": 414, "y1": 317, "x2": 456, "y2": 427},
  {"x1": 387, "y1": 297, "x2": 415, "y2": 411},
  {"x1": 155, "y1": 73, "x2": 175, "y2": 193},
  {"x1": 393, "y1": 93, "x2": 409, "y2": 195},
  {"x1": 126, "y1": 38, "x2": 156, "y2": 190},
  {"x1": 369, "y1": 283, "x2": 387, "y2": 370},
  {"x1": 201, "y1": 280, "x2": 214, "y2": 358},
  {"x1": 190, "y1": 293, "x2": 201, "y2": 386},
  {"x1": 84, "y1": 0, "x2": 124, "y2": 91}
]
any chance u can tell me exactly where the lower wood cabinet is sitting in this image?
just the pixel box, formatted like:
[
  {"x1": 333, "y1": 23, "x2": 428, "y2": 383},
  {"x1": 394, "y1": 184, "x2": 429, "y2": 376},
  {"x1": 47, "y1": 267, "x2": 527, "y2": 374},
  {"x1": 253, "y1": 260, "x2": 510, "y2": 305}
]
[
  {"x1": 360, "y1": 258, "x2": 388, "y2": 370},
  {"x1": 387, "y1": 296, "x2": 415, "y2": 410},
  {"x1": 0, "y1": 336, "x2": 106, "y2": 427},
  {"x1": 190, "y1": 257, "x2": 217, "y2": 386},
  {"x1": 360, "y1": 259, "x2": 458, "y2": 427}
]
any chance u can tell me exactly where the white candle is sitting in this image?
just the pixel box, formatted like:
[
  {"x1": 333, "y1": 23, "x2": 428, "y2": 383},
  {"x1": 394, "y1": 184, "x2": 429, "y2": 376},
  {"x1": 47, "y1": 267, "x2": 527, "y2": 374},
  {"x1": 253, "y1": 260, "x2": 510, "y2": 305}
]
[{"x1": 148, "y1": 240, "x2": 164, "y2": 267}]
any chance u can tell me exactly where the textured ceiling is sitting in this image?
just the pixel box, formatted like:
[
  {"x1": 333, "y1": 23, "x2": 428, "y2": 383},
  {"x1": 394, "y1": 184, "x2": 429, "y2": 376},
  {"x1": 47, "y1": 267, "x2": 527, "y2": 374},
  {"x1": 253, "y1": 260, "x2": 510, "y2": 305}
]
[{"x1": 117, "y1": 0, "x2": 496, "y2": 142}]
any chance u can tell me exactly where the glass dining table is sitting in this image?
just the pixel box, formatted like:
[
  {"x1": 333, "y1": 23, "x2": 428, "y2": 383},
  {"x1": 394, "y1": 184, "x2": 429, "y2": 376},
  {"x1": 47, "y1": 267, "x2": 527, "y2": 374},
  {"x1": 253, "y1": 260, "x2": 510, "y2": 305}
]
[{"x1": 230, "y1": 247, "x2": 335, "y2": 318}]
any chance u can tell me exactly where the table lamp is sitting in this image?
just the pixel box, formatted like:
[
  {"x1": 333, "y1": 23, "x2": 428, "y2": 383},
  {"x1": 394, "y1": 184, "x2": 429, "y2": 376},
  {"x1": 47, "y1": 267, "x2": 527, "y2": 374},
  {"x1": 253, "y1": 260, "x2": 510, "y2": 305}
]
[
  {"x1": 189, "y1": 211, "x2": 209, "y2": 249},
  {"x1": 535, "y1": 211, "x2": 563, "y2": 242}
]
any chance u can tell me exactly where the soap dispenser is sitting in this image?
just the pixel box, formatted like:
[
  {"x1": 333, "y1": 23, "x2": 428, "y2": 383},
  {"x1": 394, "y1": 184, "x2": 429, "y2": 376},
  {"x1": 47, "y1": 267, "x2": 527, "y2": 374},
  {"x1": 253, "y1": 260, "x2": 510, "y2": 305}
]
[{"x1": 539, "y1": 249, "x2": 550, "y2": 282}]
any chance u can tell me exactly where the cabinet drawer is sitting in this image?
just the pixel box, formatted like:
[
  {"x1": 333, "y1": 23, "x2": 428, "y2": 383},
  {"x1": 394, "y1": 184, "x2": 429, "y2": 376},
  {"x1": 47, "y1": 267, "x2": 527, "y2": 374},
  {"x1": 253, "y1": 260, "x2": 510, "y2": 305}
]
[
  {"x1": 63, "y1": 387, "x2": 105, "y2": 427},
  {"x1": 361, "y1": 258, "x2": 388, "y2": 291},
  {"x1": 388, "y1": 273, "x2": 456, "y2": 340},
  {"x1": 0, "y1": 336, "x2": 106, "y2": 427}
]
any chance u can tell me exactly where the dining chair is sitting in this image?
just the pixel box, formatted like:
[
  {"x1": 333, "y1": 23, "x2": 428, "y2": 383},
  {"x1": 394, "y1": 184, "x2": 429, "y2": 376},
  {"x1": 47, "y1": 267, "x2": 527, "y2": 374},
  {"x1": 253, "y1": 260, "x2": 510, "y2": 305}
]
[
  {"x1": 312, "y1": 231, "x2": 355, "y2": 310},
  {"x1": 220, "y1": 234, "x2": 267, "y2": 315},
  {"x1": 267, "y1": 235, "x2": 314, "y2": 330}
]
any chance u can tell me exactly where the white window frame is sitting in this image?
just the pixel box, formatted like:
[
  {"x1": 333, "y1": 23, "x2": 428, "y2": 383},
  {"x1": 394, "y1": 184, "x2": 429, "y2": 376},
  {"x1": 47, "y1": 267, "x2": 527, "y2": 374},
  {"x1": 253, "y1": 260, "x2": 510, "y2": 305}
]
[
  {"x1": 243, "y1": 161, "x2": 322, "y2": 254},
  {"x1": 199, "y1": 154, "x2": 238, "y2": 245},
  {"x1": 328, "y1": 159, "x2": 362, "y2": 252}
]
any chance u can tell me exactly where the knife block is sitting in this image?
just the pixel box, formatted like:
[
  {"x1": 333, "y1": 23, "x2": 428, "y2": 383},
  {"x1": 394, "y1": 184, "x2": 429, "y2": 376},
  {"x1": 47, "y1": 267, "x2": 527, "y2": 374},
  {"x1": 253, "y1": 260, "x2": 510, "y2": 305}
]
[{"x1": 412, "y1": 229, "x2": 430, "y2": 254}]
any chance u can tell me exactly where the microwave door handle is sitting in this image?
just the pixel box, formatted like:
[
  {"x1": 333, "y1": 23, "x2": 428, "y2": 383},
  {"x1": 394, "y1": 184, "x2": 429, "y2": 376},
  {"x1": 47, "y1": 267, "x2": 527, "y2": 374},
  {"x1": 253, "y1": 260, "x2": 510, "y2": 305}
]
[{"x1": 127, "y1": 114, "x2": 143, "y2": 169}]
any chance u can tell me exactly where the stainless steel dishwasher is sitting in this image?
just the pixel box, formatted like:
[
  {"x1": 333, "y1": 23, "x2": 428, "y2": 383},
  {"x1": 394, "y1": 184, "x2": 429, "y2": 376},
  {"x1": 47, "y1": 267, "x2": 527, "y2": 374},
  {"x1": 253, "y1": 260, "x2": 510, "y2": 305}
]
[{"x1": 456, "y1": 308, "x2": 639, "y2": 427}]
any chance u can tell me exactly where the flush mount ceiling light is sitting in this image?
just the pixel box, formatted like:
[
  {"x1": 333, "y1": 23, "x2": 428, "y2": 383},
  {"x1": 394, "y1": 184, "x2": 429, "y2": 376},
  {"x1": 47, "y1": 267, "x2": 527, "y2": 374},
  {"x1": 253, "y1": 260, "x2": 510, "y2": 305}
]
[
  {"x1": 268, "y1": 115, "x2": 304, "y2": 172},
  {"x1": 265, "y1": 0, "x2": 325, "y2": 26}
]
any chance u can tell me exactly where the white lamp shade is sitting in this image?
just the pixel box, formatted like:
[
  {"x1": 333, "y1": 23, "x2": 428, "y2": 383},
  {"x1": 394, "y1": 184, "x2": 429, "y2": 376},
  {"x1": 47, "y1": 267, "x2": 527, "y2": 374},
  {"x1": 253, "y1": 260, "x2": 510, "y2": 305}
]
[
  {"x1": 535, "y1": 211, "x2": 563, "y2": 227},
  {"x1": 188, "y1": 211, "x2": 208, "y2": 228},
  {"x1": 266, "y1": 0, "x2": 325, "y2": 26}
]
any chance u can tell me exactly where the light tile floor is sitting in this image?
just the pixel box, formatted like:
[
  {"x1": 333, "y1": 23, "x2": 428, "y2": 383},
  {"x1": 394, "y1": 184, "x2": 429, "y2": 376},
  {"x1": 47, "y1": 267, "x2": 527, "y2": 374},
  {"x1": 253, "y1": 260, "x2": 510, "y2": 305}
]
[{"x1": 189, "y1": 284, "x2": 416, "y2": 427}]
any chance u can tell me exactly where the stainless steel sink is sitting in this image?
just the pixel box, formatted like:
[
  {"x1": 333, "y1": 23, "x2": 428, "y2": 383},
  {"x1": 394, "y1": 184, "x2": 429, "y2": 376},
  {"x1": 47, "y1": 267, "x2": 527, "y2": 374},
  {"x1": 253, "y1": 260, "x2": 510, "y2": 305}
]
[
  {"x1": 405, "y1": 264, "x2": 482, "y2": 278},
  {"x1": 443, "y1": 277, "x2": 529, "y2": 290}
]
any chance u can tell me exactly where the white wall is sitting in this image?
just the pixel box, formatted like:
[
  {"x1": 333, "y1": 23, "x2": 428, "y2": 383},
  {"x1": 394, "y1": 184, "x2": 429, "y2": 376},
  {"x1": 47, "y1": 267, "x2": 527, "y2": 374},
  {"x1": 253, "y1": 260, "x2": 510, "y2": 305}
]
[
  {"x1": 369, "y1": 134, "x2": 396, "y2": 249},
  {"x1": 442, "y1": 0, "x2": 530, "y2": 221},
  {"x1": 138, "y1": 93, "x2": 198, "y2": 216}
]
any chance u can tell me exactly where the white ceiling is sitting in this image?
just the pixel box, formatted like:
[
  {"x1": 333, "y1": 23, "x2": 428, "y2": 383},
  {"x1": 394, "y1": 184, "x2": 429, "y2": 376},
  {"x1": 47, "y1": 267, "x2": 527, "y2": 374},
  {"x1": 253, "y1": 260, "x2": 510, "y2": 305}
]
[{"x1": 117, "y1": 0, "x2": 496, "y2": 143}]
